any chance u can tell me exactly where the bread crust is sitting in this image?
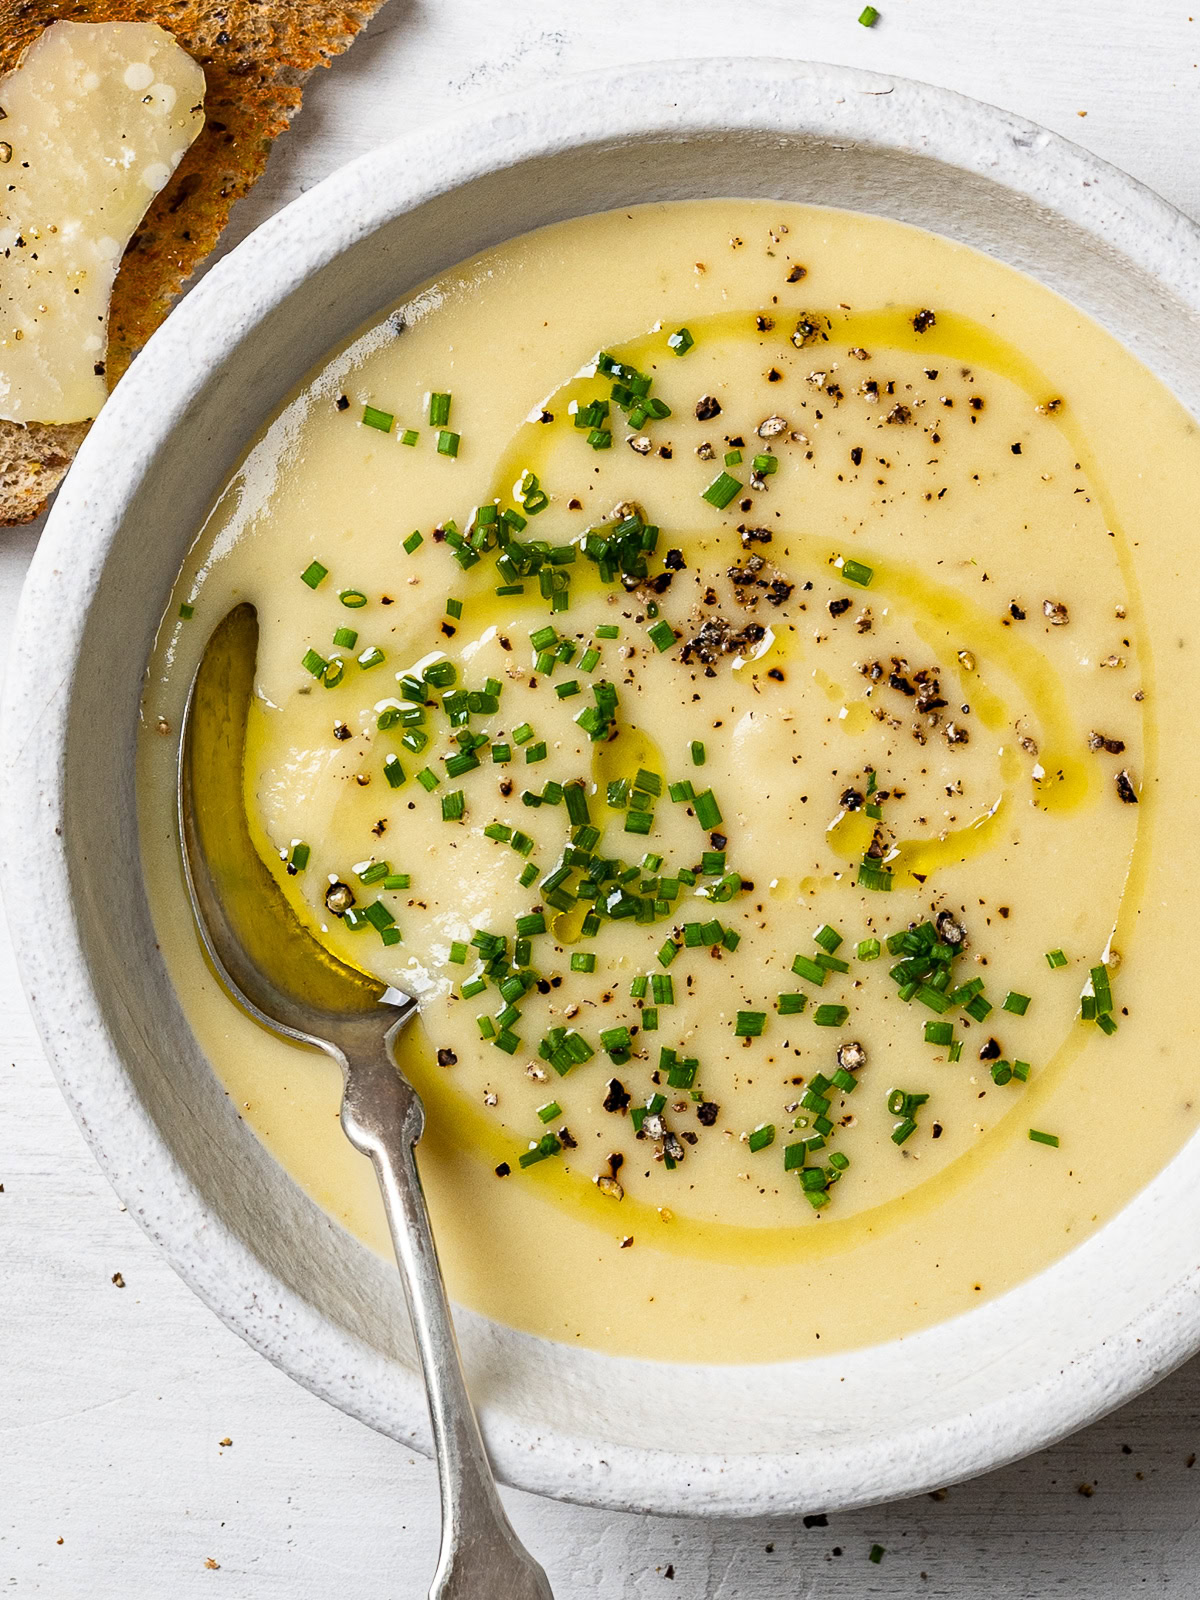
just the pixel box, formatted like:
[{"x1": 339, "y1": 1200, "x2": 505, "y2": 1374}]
[{"x1": 0, "y1": 1, "x2": 387, "y2": 524}]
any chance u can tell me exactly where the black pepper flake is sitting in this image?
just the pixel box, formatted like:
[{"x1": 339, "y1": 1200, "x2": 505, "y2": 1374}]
[
  {"x1": 1088, "y1": 732, "x2": 1126, "y2": 754},
  {"x1": 695, "y1": 395, "x2": 722, "y2": 422},
  {"x1": 336, "y1": 394, "x2": 350, "y2": 411},
  {"x1": 912, "y1": 309, "x2": 937, "y2": 333},
  {"x1": 1011, "y1": 442, "x2": 1022, "y2": 455},
  {"x1": 603, "y1": 1079, "x2": 631, "y2": 1113},
  {"x1": 696, "y1": 1101, "x2": 720, "y2": 1126},
  {"x1": 850, "y1": 445, "x2": 863, "y2": 466},
  {"x1": 664, "y1": 548, "x2": 686, "y2": 571},
  {"x1": 787, "y1": 264, "x2": 807, "y2": 282},
  {"x1": 828, "y1": 597, "x2": 852, "y2": 619},
  {"x1": 803, "y1": 1514, "x2": 828, "y2": 1529},
  {"x1": 1115, "y1": 770, "x2": 1139, "y2": 804},
  {"x1": 436, "y1": 1048, "x2": 458, "y2": 1067},
  {"x1": 1009, "y1": 602, "x2": 1026, "y2": 621},
  {"x1": 494, "y1": 1163, "x2": 511, "y2": 1178}
]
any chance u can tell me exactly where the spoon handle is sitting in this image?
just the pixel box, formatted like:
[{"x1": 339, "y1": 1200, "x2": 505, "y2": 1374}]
[{"x1": 340, "y1": 1022, "x2": 554, "y2": 1600}]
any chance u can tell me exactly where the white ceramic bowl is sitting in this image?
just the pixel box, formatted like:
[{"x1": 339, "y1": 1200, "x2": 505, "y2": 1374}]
[{"x1": 7, "y1": 59, "x2": 1200, "y2": 1520}]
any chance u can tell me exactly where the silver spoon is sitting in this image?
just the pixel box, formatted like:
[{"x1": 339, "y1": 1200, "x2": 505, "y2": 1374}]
[{"x1": 179, "y1": 602, "x2": 554, "y2": 1600}]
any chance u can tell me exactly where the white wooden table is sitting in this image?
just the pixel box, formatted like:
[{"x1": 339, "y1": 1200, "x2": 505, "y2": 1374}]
[{"x1": 5, "y1": 4, "x2": 1200, "y2": 1594}]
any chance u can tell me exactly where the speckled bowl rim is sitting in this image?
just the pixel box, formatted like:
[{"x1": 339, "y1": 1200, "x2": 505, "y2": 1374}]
[{"x1": 6, "y1": 58, "x2": 1200, "y2": 1520}]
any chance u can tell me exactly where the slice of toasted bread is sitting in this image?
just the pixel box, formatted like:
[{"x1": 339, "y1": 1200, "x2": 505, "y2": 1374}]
[{"x1": 0, "y1": 0, "x2": 388, "y2": 526}]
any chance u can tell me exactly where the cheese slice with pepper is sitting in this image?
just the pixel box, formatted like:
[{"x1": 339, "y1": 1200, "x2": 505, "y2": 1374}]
[{"x1": 0, "y1": 21, "x2": 204, "y2": 425}]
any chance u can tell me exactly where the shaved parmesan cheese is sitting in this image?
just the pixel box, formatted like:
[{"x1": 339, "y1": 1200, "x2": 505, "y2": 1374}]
[{"x1": 0, "y1": 21, "x2": 205, "y2": 424}]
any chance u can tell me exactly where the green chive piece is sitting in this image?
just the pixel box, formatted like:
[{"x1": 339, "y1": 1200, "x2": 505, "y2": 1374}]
[
  {"x1": 694, "y1": 789, "x2": 722, "y2": 829},
  {"x1": 791, "y1": 953, "x2": 827, "y2": 987},
  {"x1": 813, "y1": 1004, "x2": 850, "y2": 1027},
  {"x1": 701, "y1": 471, "x2": 742, "y2": 510},
  {"x1": 441, "y1": 790, "x2": 465, "y2": 821},
  {"x1": 647, "y1": 620, "x2": 676, "y2": 652},
  {"x1": 401, "y1": 429, "x2": 419, "y2": 446},
  {"x1": 667, "y1": 327, "x2": 694, "y2": 356},
  {"x1": 724, "y1": 450, "x2": 743, "y2": 467},
  {"x1": 748, "y1": 1123, "x2": 775, "y2": 1153},
  {"x1": 1046, "y1": 949, "x2": 1068, "y2": 969},
  {"x1": 1003, "y1": 991, "x2": 1031, "y2": 1016},
  {"x1": 570, "y1": 952, "x2": 596, "y2": 974},
  {"x1": 362, "y1": 405, "x2": 393, "y2": 433},
  {"x1": 924, "y1": 1021, "x2": 953, "y2": 1046},
  {"x1": 178, "y1": 602, "x2": 194, "y2": 620},
  {"x1": 383, "y1": 755, "x2": 406, "y2": 788},
  {"x1": 596, "y1": 624, "x2": 619, "y2": 640},
  {"x1": 777, "y1": 993, "x2": 807, "y2": 1015},
  {"x1": 301, "y1": 648, "x2": 327, "y2": 679},
  {"x1": 300, "y1": 561, "x2": 328, "y2": 589},
  {"x1": 403, "y1": 530, "x2": 423, "y2": 554},
  {"x1": 868, "y1": 1544, "x2": 884, "y2": 1565},
  {"x1": 841, "y1": 559, "x2": 873, "y2": 587},
  {"x1": 735, "y1": 1011, "x2": 767, "y2": 1038},
  {"x1": 416, "y1": 767, "x2": 440, "y2": 791},
  {"x1": 814, "y1": 924, "x2": 843, "y2": 954},
  {"x1": 752, "y1": 453, "x2": 779, "y2": 476},
  {"x1": 428, "y1": 392, "x2": 452, "y2": 427},
  {"x1": 1029, "y1": 1128, "x2": 1060, "y2": 1148},
  {"x1": 537, "y1": 1101, "x2": 562, "y2": 1124},
  {"x1": 287, "y1": 841, "x2": 310, "y2": 871},
  {"x1": 690, "y1": 740, "x2": 706, "y2": 766},
  {"x1": 658, "y1": 939, "x2": 680, "y2": 968},
  {"x1": 437, "y1": 430, "x2": 460, "y2": 458},
  {"x1": 856, "y1": 937, "x2": 881, "y2": 961},
  {"x1": 333, "y1": 626, "x2": 358, "y2": 650}
]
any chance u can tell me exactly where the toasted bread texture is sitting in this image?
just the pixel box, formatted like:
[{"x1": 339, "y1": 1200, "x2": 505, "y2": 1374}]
[{"x1": 0, "y1": 0, "x2": 387, "y2": 525}]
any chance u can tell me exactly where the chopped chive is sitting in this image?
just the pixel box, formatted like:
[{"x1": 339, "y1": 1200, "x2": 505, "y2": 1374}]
[
  {"x1": 856, "y1": 937, "x2": 881, "y2": 961},
  {"x1": 333, "y1": 626, "x2": 359, "y2": 650},
  {"x1": 1029, "y1": 1128, "x2": 1060, "y2": 1148},
  {"x1": 658, "y1": 939, "x2": 680, "y2": 968},
  {"x1": 403, "y1": 531, "x2": 423, "y2": 554},
  {"x1": 437, "y1": 430, "x2": 460, "y2": 458},
  {"x1": 667, "y1": 326, "x2": 694, "y2": 355},
  {"x1": 537, "y1": 1101, "x2": 562, "y2": 1124},
  {"x1": 1003, "y1": 991, "x2": 1031, "y2": 1016},
  {"x1": 724, "y1": 450, "x2": 743, "y2": 467},
  {"x1": 814, "y1": 924, "x2": 843, "y2": 954},
  {"x1": 748, "y1": 1123, "x2": 775, "y2": 1153},
  {"x1": 868, "y1": 1544, "x2": 884, "y2": 1565},
  {"x1": 178, "y1": 602, "x2": 194, "y2": 620},
  {"x1": 355, "y1": 859, "x2": 390, "y2": 885},
  {"x1": 428, "y1": 392, "x2": 452, "y2": 427},
  {"x1": 441, "y1": 790, "x2": 465, "y2": 821},
  {"x1": 571, "y1": 952, "x2": 596, "y2": 973},
  {"x1": 287, "y1": 841, "x2": 310, "y2": 871},
  {"x1": 891, "y1": 1117, "x2": 917, "y2": 1145},
  {"x1": 690, "y1": 740, "x2": 706, "y2": 766},
  {"x1": 416, "y1": 767, "x2": 440, "y2": 791},
  {"x1": 491, "y1": 743, "x2": 512, "y2": 763},
  {"x1": 701, "y1": 471, "x2": 742, "y2": 510},
  {"x1": 964, "y1": 992, "x2": 992, "y2": 1023},
  {"x1": 924, "y1": 1021, "x2": 953, "y2": 1046},
  {"x1": 512, "y1": 722, "x2": 534, "y2": 745},
  {"x1": 1046, "y1": 949, "x2": 1067, "y2": 969},
  {"x1": 841, "y1": 559, "x2": 873, "y2": 587},
  {"x1": 694, "y1": 789, "x2": 722, "y2": 829},
  {"x1": 525, "y1": 742, "x2": 548, "y2": 764},
  {"x1": 596, "y1": 624, "x2": 619, "y2": 640},
  {"x1": 813, "y1": 1004, "x2": 850, "y2": 1027},
  {"x1": 555, "y1": 680, "x2": 581, "y2": 699},
  {"x1": 401, "y1": 429, "x2": 419, "y2": 446},
  {"x1": 516, "y1": 912, "x2": 546, "y2": 937},
  {"x1": 791, "y1": 953, "x2": 827, "y2": 987},
  {"x1": 301, "y1": 648, "x2": 327, "y2": 679},
  {"x1": 300, "y1": 561, "x2": 328, "y2": 590},
  {"x1": 518, "y1": 862, "x2": 538, "y2": 888},
  {"x1": 362, "y1": 405, "x2": 393, "y2": 433},
  {"x1": 752, "y1": 453, "x2": 778, "y2": 475},
  {"x1": 735, "y1": 1010, "x2": 767, "y2": 1038},
  {"x1": 647, "y1": 620, "x2": 676, "y2": 652},
  {"x1": 357, "y1": 645, "x2": 385, "y2": 670},
  {"x1": 383, "y1": 755, "x2": 406, "y2": 788},
  {"x1": 777, "y1": 993, "x2": 807, "y2": 1015},
  {"x1": 446, "y1": 597, "x2": 463, "y2": 621}
]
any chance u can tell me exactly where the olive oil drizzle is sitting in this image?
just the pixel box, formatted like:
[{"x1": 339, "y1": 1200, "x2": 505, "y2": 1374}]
[{"x1": 249, "y1": 305, "x2": 1150, "y2": 1264}]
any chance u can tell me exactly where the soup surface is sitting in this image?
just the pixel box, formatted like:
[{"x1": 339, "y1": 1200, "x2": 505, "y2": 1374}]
[{"x1": 139, "y1": 201, "x2": 1200, "y2": 1363}]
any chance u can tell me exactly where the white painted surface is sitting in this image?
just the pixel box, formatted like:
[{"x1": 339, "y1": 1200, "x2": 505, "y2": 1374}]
[{"x1": 4, "y1": 2, "x2": 1200, "y2": 1593}]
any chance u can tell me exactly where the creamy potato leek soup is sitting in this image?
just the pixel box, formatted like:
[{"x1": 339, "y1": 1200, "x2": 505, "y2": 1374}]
[{"x1": 140, "y1": 201, "x2": 1200, "y2": 1364}]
